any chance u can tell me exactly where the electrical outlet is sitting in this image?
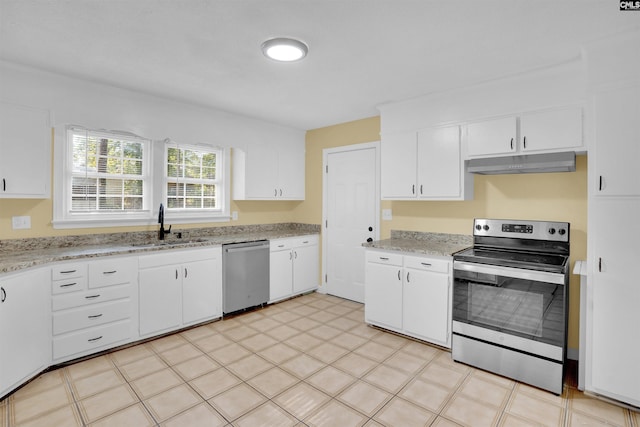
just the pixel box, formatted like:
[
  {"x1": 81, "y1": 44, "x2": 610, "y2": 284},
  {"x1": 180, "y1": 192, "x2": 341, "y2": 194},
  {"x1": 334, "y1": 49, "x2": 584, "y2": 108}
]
[
  {"x1": 232, "y1": 211, "x2": 238, "y2": 221},
  {"x1": 12, "y1": 216, "x2": 31, "y2": 230},
  {"x1": 382, "y1": 209, "x2": 393, "y2": 221}
]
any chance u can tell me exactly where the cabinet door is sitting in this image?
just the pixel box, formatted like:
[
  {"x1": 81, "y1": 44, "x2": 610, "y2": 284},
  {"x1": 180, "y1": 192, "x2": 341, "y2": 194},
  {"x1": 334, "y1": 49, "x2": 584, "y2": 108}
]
[
  {"x1": 0, "y1": 103, "x2": 50, "y2": 198},
  {"x1": 381, "y1": 132, "x2": 418, "y2": 199},
  {"x1": 520, "y1": 107, "x2": 583, "y2": 153},
  {"x1": 417, "y1": 126, "x2": 462, "y2": 199},
  {"x1": 0, "y1": 268, "x2": 49, "y2": 396},
  {"x1": 270, "y1": 250, "x2": 293, "y2": 302},
  {"x1": 593, "y1": 84, "x2": 640, "y2": 196},
  {"x1": 278, "y1": 139, "x2": 305, "y2": 199},
  {"x1": 466, "y1": 116, "x2": 517, "y2": 157},
  {"x1": 244, "y1": 144, "x2": 279, "y2": 198},
  {"x1": 589, "y1": 199, "x2": 640, "y2": 406},
  {"x1": 183, "y1": 257, "x2": 221, "y2": 325},
  {"x1": 292, "y1": 244, "x2": 319, "y2": 294},
  {"x1": 139, "y1": 265, "x2": 181, "y2": 336},
  {"x1": 364, "y1": 262, "x2": 402, "y2": 330},
  {"x1": 403, "y1": 268, "x2": 450, "y2": 346}
]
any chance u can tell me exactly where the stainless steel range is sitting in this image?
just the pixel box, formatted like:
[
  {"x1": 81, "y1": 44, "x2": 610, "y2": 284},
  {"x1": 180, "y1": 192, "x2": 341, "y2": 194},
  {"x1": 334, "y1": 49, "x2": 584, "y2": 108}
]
[{"x1": 452, "y1": 218, "x2": 570, "y2": 394}]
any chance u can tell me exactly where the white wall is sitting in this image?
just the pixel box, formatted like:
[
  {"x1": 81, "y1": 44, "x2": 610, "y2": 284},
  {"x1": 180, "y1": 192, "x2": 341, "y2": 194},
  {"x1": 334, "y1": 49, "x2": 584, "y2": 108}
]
[{"x1": 0, "y1": 60, "x2": 305, "y2": 149}]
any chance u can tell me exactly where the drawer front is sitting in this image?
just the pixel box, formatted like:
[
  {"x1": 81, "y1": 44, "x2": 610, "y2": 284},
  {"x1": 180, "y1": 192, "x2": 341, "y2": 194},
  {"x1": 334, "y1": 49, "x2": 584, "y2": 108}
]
[
  {"x1": 292, "y1": 234, "x2": 319, "y2": 247},
  {"x1": 52, "y1": 276, "x2": 88, "y2": 295},
  {"x1": 366, "y1": 251, "x2": 403, "y2": 266},
  {"x1": 52, "y1": 284, "x2": 131, "y2": 311},
  {"x1": 404, "y1": 255, "x2": 450, "y2": 273},
  {"x1": 52, "y1": 263, "x2": 87, "y2": 281},
  {"x1": 88, "y1": 257, "x2": 137, "y2": 288},
  {"x1": 53, "y1": 320, "x2": 131, "y2": 360},
  {"x1": 53, "y1": 299, "x2": 131, "y2": 335},
  {"x1": 270, "y1": 239, "x2": 294, "y2": 252}
]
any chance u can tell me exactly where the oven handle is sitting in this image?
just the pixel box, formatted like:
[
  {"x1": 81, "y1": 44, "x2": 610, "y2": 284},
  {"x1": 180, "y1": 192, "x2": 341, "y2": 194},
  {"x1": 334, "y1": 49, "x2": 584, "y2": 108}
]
[{"x1": 453, "y1": 261, "x2": 566, "y2": 285}]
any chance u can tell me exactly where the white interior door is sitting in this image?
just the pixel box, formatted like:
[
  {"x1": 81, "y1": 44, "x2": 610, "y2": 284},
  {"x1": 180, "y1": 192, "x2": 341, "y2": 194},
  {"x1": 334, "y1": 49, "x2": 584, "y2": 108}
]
[{"x1": 323, "y1": 142, "x2": 379, "y2": 303}]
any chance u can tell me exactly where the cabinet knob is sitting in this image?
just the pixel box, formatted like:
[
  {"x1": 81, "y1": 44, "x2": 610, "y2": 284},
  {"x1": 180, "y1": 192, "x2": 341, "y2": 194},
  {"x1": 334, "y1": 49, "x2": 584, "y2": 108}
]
[
  {"x1": 1, "y1": 287, "x2": 6, "y2": 303},
  {"x1": 523, "y1": 136, "x2": 527, "y2": 149}
]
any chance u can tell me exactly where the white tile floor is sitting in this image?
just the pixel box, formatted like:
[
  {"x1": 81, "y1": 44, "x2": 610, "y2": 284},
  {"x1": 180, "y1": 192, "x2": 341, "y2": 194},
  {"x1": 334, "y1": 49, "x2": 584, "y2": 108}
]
[{"x1": 2, "y1": 292, "x2": 638, "y2": 426}]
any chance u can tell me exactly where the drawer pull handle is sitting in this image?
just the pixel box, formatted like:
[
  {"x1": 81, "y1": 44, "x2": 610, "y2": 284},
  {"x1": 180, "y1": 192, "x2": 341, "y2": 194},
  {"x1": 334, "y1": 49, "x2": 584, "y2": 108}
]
[
  {"x1": 278, "y1": 244, "x2": 285, "y2": 248},
  {"x1": 407, "y1": 272, "x2": 410, "y2": 283},
  {"x1": 397, "y1": 270, "x2": 401, "y2": 281},
  {"x1": 88, "y1": 336, "x2": 103, "y2": 342},
  {"x1": 421, "y1": 263, "x2": 432, "y2": 267},
  {"x1": 88, "y1": 314, "x2": 103, "y2": 319},
  {"x1": 60, "y1": 282, "x2": 77, "y2": 288},
  {"x1": 379, "y1": 257, "x2": 389, "y2": 261},
  {"x1": 1, "y1": 287, "x2": 5, "y2": 303},
  {"x1": 85, "y1": 294, "x2": 101, "y2": 299},
  {"x1": 60, "y1": 270, "x2": 77, "y2": 274},
  {"x1": 302, "y1": 241, "x2": 309, "y2": 244},
  {"x1": 103, "y1": 270, "x2": 117, "y2": 275}
]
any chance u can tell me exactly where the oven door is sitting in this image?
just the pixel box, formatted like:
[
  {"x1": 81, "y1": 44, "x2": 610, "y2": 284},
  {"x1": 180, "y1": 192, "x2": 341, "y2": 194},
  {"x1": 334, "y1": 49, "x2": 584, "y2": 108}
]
[{"x1": 453, "y1": 260, "x2": 567, "y2": 351}]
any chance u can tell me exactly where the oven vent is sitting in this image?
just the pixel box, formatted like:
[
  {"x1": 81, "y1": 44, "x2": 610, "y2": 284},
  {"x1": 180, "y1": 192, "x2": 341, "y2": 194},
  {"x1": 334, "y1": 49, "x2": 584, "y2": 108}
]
[{"x1": 466, "y1": 152, "x2": 576, "y2": 175}]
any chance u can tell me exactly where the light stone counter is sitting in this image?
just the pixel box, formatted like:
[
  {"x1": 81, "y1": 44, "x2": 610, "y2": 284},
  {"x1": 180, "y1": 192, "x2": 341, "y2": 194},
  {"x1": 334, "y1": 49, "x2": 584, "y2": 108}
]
[
  {"x1": 363, "y1": 230, "x2": 472, "y2": 257},
  {"x1": 0, "y1": 223, "x2": 320, "y2": 274}
]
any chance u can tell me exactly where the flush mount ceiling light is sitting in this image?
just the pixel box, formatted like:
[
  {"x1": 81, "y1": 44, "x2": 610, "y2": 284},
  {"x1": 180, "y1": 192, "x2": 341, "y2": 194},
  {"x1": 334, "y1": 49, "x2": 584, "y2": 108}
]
[{"x1": 261, "y1": 37, "x2": 308, "y2": 62}]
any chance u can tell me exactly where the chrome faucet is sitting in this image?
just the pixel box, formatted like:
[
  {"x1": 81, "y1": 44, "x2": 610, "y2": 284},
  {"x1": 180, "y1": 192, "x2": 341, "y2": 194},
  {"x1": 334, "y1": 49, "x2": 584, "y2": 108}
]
[{"x1": 158, "y1": 203, "x2": 171, "y2": 240}]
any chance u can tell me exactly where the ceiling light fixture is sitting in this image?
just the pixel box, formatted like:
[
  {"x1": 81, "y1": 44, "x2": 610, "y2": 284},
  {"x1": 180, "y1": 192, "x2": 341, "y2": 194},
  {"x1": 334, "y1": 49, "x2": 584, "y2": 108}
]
[{"x1": 261, "y1": 37, "x2": 308, "y2": 62}]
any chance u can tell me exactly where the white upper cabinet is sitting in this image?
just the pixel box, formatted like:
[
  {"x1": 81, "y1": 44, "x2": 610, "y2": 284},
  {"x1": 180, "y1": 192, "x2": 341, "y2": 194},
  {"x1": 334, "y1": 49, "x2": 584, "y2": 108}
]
[
  {"x1": 466, "y1": 107, "x2": 583, "y2": 158},
  {"x1": 466, "y1": 116, "x2": 517, "y2": 157},
  {"x1": 233, "y1": 139, "x2": 305, "y2": 200},
  {"x1": 381, "y1": 126, "x2": 472, "y2": 200},
  {"x1": 0, "y1": 103, "x2": 51, "y2": 198},
  {"x1": 593, "y1": 84, "x2": 640, "y2": 197}
]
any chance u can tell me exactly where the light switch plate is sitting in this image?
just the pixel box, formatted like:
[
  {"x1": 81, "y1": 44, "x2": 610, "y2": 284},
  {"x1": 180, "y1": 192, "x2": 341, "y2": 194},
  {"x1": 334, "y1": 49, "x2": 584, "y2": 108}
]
[
  {"x1": 12, "y1": 215, "x2": 31, "y2": 230},
  {"x1": 382, "y1": 209, "x2": 392, "y2": 221}
]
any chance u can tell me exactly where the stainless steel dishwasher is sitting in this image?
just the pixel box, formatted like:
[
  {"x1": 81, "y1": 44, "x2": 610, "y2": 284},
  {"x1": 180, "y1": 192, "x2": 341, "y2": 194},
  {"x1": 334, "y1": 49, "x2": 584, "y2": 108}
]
[{"x1": 222, "y1": 240, "x2": 270, "y2": 315}]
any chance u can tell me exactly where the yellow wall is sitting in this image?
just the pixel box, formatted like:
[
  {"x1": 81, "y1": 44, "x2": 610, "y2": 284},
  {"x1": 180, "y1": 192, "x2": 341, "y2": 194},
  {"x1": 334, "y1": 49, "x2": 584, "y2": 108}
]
[{"x1": 298, "y1": 116, "x2": 587, "y2": 352}]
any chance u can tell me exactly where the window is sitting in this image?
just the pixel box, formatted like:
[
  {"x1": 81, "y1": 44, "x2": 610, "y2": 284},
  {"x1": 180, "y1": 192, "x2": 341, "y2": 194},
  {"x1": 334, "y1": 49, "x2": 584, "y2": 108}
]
[
  {"x1": 53, "y1": 127, "x2": 152, "y2": 228},
  {"x1": 165, "y1": 143, "x2": 225, "y2": 213}
]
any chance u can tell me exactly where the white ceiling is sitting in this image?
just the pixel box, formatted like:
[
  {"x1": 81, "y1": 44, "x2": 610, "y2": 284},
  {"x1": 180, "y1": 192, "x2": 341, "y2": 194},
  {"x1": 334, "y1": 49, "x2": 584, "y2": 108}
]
[{"x1": 1, "y1": 1, "x2": 638, "y2": 130}]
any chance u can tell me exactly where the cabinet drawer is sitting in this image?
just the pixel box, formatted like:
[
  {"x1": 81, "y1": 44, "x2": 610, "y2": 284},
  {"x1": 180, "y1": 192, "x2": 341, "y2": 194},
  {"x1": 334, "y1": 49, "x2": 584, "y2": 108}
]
[
  {"x1": 53, "y1": 299, "x2": 131, "y2": 335},
  {"x1": 404, "y1": 255, "x2": 450, "y2": 273},
  {"x1": 88, "y1": 257, "x2": 137, "y2": 288},
  {"x1": 52, "y1": 263, "x2": 86, "y2": 281},
  {"x1": 52, "y1": 276, "x2": 87, "y2": 295},
  {"x1": 270, "y1": 239, "x2": 294, "y2": 251},
  {"x1": 366, "y1": 251, "x2": 403, "y2": 266},
  {"x1": 53, "y1": 320, "x2": 131, "y2": 360},
  {"x1": 52, "y1": 284, "x2": 131, "y2": 311},
  {"x1": 292, "y1": 235, "x2": 319, "y2": 247}
]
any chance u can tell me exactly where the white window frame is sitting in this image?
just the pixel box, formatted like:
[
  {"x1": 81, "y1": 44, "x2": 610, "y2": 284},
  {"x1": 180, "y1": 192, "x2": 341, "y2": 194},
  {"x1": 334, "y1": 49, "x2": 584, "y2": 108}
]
[
  {"x1": 53, "y1": 126, "x2": 153, "y2": 229},
  {"x1": 162, "y1": 142, "x2": 231, "y2": 224}
]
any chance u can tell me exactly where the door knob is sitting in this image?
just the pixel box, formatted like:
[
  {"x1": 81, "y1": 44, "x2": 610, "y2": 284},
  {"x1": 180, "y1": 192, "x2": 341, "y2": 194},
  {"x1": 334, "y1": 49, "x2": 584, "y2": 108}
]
[
  {"x1": 366, "y1": 238, "x2": 373, "y2": 243},
  {"x1": 368, "y1": 226, "x2": 373, "y2": 232}
]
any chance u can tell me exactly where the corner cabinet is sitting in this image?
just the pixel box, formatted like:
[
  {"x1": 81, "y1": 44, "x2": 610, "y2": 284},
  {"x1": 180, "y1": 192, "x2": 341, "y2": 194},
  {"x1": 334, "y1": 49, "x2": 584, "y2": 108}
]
[
  {"x1": 233, "y1": 139, "x2": 305, "y2": 200},
  {"x1": 364, "y1": 250, "x2": 452, "y2": 348},
  {"x1": 0, "y1": 103, "x2": 51, "y2": 198},
  {"x1": 381, "y1": 125, "x2": 472, "y2": 200},
  {"x1": 269, "y1": 235, "x2": 319, "y2": 303},
  {"x1": 0, "y1": 268, "x2": 50, "y2": 399},
  {"x1": 465, "y1": 106, "x2": 583, "y2": 158},
  {"x1": 139, "y1": 247, "x2": 222, "y2": 337}
]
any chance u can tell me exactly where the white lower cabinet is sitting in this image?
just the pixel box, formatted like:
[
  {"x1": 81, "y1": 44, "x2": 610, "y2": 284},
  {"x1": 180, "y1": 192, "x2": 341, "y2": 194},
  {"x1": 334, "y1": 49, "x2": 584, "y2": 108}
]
[
  {"x1": 269, "y1": 235, "x2": 319, "y2": 303},
  {"x1": 51, "y1": 257, "x2": 137, "y2": 362},
  {"x1": 139, "y1": 247, "x2": 222, "y2": 337},
  {"x1": 365, "y1": 250, "x2": 452, "y2": 348},
  {"x1": 0, "y1": 268, "x2": 50, "y2": 398}
]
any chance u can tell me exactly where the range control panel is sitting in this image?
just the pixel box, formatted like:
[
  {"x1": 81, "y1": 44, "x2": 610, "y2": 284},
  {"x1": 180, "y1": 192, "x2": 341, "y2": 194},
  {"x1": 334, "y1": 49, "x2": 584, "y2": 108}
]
[{"x1": 473, "y1": 218, "x2": 569, "y2": 242}]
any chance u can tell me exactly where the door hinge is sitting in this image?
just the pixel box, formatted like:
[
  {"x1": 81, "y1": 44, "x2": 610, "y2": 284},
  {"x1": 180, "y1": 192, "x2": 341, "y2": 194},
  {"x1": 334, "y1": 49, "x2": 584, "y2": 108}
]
[
  {"x1": 326, "y1": 165, "x2": 328, "y2": 173},
  {"x1": 325, "y1": 274, "x2": 328, "y2": 283},
  {"x1": 325, "y1": 220, "x2": 328, "y2": 228}
]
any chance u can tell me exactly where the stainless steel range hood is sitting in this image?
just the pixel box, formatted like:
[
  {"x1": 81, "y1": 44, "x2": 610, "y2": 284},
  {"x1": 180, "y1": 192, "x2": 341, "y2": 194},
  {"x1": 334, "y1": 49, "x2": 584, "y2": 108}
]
[{"x1": 466, "y1": 152, "x2": 576, "y2": 175}]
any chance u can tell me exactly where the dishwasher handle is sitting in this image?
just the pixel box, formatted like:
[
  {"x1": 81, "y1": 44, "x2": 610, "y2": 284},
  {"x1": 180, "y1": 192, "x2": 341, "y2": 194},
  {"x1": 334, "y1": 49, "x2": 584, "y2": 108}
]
[{"x1": 224, "y1": 241, "x2": 269, "y2": 253}]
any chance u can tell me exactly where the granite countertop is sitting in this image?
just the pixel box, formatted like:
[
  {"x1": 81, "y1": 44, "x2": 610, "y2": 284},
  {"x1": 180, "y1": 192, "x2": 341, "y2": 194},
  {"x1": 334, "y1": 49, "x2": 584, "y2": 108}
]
[
  {"x1": 0, "y1": 223, "x2": 320, "y2": 274},
  {"x1": 363, "y1": 230, "x2": 472, "y2": 257}
]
